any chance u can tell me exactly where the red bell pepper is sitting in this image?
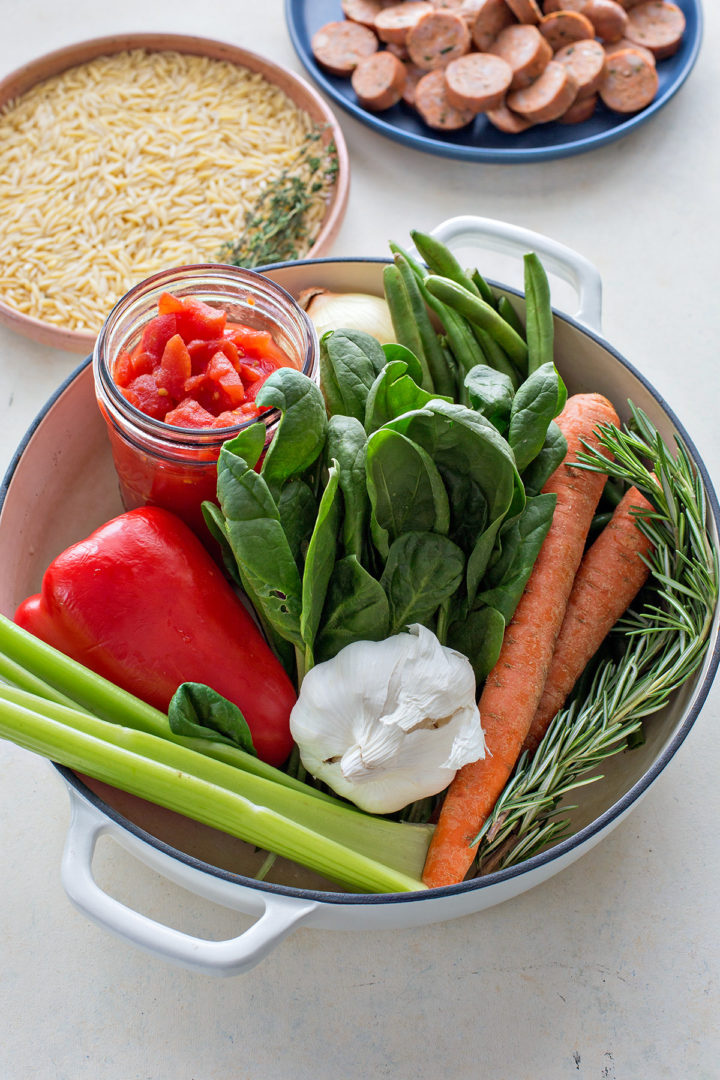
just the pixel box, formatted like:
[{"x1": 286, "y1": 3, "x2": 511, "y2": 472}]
[{"x1": 14, "y1": 506, "x2": 296, "y2": 767}]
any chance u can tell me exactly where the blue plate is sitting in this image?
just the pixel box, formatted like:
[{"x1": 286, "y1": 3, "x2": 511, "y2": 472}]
[{"x1": 285, "y1": 0, "x2": 702, "y2": 162}]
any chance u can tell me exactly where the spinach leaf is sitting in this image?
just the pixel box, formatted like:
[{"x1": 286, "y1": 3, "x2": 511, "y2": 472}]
[
  {"x1": 326, "y1": 414, "x2": 368, "y2": 562},
  {"x1": 464, "y1": 365, "x2": 515, "y2": 434},
  {"x1": 508, "y1": 361, "x2": 567, "y2": 473},
  {"x1": 314, "y1": 555, "x2": 390, "y2": 664},
  {"x1": 521, "y1": 420, "x2": 568, "y2": 496},
  {"x1": 256, "y1": 368, "x2": 327, "y2": 499},
  {"x1": 365, "y1": 359, "x2": 452, "y2": 435},
  {"x1": 477, "y1": 493, "x2": 557, "y2": 621},
  {"x1": 319, "y1": 329, "x2": 387, "y2": 421},
  {"x1": 168, "y1": 682, "x2": 257, "y2": 756},
  {"x1": 366, "y1": 427, "x2": 450, "y2": 542},
  {"x1": 381, "y1": 342, "x2": 424, "y2": 386},
  {"x1": 380, "y1": 531, "x2": 466, "y2": 635},
  {"x1": 447, "y1": 605, "x2": 506, "y2": 684},
  {"x1": 217, "y1": 441, "x2": 303, "y2": 647},
  {"x1": 277, "y1": 479, "x2": 317, "y2": 565},
  {"x1": 301, "y1": 461, "x2": 341, "y2": 662},
  {"x1": 385, "y1": 401, "x2": 519, "y2": 527},
  {"x1": 201, "y1": 501, "x2": 243, "y2": 587},
  {"x1": 222, "y1": 422, "x2": 266, "y2": 470}
]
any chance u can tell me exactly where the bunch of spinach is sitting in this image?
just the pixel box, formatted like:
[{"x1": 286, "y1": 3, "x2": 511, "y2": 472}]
[{"x1": 203, "y1": 241, "x2": 568, "y2": 689}]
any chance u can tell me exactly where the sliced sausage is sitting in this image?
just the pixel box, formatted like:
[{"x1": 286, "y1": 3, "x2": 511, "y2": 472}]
[
  {"x1": 386, "y1": 40, "x2": 410, "y2": 60},
  {"x1": 401, "y1": 61, "x2": 427, "y2": 105},
  {"x1": 542, "y1": 0, "x2": 587, "y2": 13},
  {"x1": 603, "y1": 36, "x2": 656, "y2": 65},
  {"x1": 489, "y1": 24, "x2": 553, "y2": 89},
  {"x1": 625, "y1": 1, "x2": 685, "y2": 59},
  {"x1": 559, "y1": 90, "x2": 598, "y2": 121},
  {"x1": 341, "y1": 0, "x2": 392, "y2": 28},
  {"x1": 485, "y1": 101, "x2": 535, "y2": 131},
  {"x1": 555, "y1": 38, "x2": 607, "y2": 97},
  {"x1": 374, "y1": 1, "x2": 435, "y2": 44},
  {"x1": 414, "y1": 68, "x2": 477, "y2": 128},
  {"x1": 540, "y1": 10, "x2": 596, "y2": 50},
  {"x1": 444, "y1": 52, "x2": 514, "y2": 111},
  {"x1": 583, "y1": 0, "x2": 629, "y2": 42},
  {"x1": 599, "y1": 46, "x2": 659, "y2": 111},
  {"x1": 507, "y1": 59, "x2": 579, "y2": 121},
  {"x1": 351, "y1": 49, "x2": 408, "y2": 109},
  {"x1": 505, "y1": 0, "x2": 543, "y2": 23},
  {"x1": 311, "y1": 21, "x2": 380, "y2": 76},
  {"x1": 407, "y1": 10, "x2": 472, "y2": 69},
  {"x1": 470, "y1": 0, "x2": 516, "y2": 52}
]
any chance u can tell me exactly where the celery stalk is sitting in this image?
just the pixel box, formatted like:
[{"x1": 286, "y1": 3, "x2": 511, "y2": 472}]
[
  {"x1": 0, "y1": 694, "x2": 424, "y2": 893},
  {"x1": 0, "y1": 614, "x2": 338, "y2": 804},
  {"x1": 0, "y1": 683, "x2": 432, "y2": 888}
]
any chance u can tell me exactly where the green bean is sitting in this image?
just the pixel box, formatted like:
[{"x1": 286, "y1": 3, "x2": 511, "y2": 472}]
[
  {"x1": 393, "y1": 253, "x2": 455, "y2": 397},
  {"x1": 402, "y1": 267, "x2": 488, "y2": 376},
  {"x1": 523, "y1": 253, "x2": 554, "y2": 375},
  {"x1": 389, "y1": 240, "x2": 426, "y2": 282},
  {"x1": 440, "y1": 341, "x2": 462, "y2": 401},
  {"x1": 497, "y1": 295, "x2": 526, "y2": 338},
  {"x1": 425, "y1": 275, "x2": 529, "y2": 369},
  {"x1": 382, "y1": 264, "x2": 433, "y2": 391},
  {"x1": 410, "y1": 230, "x2": 480, "y2": 296},
  {"x1": 471, "y1": 268, "x2": 496, "y2": 308},
  {"x1": 472, "y1": 326, "x2": 521, "y2": 389}
]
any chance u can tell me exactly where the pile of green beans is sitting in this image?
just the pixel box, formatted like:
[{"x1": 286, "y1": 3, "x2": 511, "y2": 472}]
[{"x1": 383, "y1": 230, "x2": 555, "y2": 401}]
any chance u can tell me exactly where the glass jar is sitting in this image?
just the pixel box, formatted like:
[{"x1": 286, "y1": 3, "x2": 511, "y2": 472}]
[{"x1": 93, "y1": 264, "x2": 318, "y2": 537}]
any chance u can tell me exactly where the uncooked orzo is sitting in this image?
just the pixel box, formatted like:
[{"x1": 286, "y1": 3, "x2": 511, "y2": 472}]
[{"x1": 0, "y1": 49, "x2": 330, "y2": 333}]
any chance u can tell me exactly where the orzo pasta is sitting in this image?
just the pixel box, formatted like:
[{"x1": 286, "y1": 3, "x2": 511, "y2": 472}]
[{"x1": 0, "y1": 49, "x2": 332, "y2": 333}]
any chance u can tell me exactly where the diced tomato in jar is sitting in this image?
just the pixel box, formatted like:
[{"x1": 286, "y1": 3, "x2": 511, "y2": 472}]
[
  {"x1": 104, "y1": 289, "x2": 299, "y2": 539},
  {"x1": 111, "y1": 293, "x2": 290, "y2": 427}
]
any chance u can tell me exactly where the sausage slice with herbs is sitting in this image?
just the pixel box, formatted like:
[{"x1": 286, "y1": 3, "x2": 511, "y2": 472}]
[
  {"x1": 351, "y1": 49, "x2": 407, "y2": 109},
  {"x1": 599, "y1": 45, "x2": 659, "y2": 111},
  {"x1": 625, "y1": 0, "x2": 686, "y2": 59},
  {"x1": 539, "y1": 10, "x2": 596, "y2": 51},
  {"x1": 445, "y1": 52, "x2": 514, "y2": 111},
  {"x1": 311, "y1": 21, "x2": 379, "y2": 76},
  {"x1": 582, "y1": 0, "x2": 629, "y2": 42},
  {"x1": 407, "y1": 10, "x2": 472, "y2": 69},
  {"x1": 507, "y1": 59, "x2": 579, "y2": 122},
  {"x1": 555, "y1": 38, "x2": 607, "y2": 97},
  {"x1": 415, "y1": 68, "x2": 477, "y2": 128},
  {"x1": 470, "y1": 0, "x2": 516, "y2": 51},
  {"x1": 375, "y1": 1, "x2": 435, "y2": 44},
  {"x1": 489, "y1": 24, "x2": 553, "y2": 89}
]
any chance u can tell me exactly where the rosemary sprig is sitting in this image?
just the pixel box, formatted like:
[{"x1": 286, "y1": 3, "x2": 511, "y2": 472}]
[
  {"x1": 475, "y1": 405, "x2": 718, "y2": 873},
  {"x1": 217, "y1": 127, "x2": 338, "y2": 269}
]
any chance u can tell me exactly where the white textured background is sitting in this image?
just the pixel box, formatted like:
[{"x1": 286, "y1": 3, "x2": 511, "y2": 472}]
[{"x1": 0, "y1": 2, "x2": 718, "y2": 1078}]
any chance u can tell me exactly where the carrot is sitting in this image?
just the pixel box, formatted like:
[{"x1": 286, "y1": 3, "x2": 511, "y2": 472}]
[
  {"x1": 522, "y1": 484, "x2": 655, "y2": 754},
  {"x1": 422, "y1": 392, "x2": 619, "y2": 889}
]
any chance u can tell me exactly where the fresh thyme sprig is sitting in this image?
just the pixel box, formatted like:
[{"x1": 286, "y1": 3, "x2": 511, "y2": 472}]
[
  {"x1": 475, "y1": 404, "x2": 718, "y2": 874},
  {"x1": 217, "y1": 127, "x2": 338, "y2": 269}
]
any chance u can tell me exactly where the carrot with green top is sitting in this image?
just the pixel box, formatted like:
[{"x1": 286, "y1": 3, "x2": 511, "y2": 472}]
[
  {"x1": 422, "y1": 392, "x2": 619, "y2": 889},
  {"x1": 522, "y1": 484, "x2": 655, "y2": 754}
]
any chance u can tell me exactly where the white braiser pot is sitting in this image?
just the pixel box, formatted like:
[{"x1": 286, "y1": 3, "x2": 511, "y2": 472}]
[{"x1": 2, "y1": 217, "x2": 718, "y2": 976}]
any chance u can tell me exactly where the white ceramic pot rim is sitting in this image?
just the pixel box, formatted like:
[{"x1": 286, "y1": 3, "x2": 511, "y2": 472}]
[{"x1": 3, "y1": 258, "x2": 719, "y2": 909}]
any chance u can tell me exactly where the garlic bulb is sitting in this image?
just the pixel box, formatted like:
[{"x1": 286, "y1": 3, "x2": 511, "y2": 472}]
[
  {"x1": 290, "y1": 624, "x2": 485, "y2": 814},
  {"x1": 299, "y1": 287, "x2": 396, "y2": 344}
]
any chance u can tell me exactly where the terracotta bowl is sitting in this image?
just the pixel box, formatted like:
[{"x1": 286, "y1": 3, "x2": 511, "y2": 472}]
[{"x1": 0, "y1": 33, "x2": 350, "y2": 353}]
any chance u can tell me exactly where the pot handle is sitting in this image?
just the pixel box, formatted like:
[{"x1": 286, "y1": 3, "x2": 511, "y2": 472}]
[
  {"x1": 61, "y1": 793, "x2": 316, "y2": 976},
  {"x1": 427, "y1": 215, "x2": 603, "y2": 332}
]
